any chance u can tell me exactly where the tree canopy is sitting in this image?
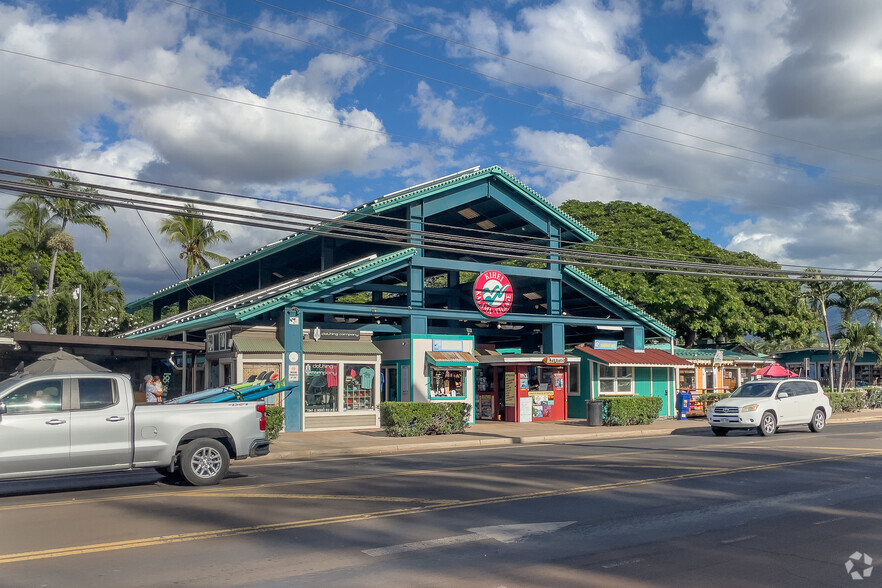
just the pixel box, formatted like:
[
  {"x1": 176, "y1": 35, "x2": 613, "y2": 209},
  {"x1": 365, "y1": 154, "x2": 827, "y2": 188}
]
[{"x1": 559, "y1": 200, "x2": 819, "y2": 347}]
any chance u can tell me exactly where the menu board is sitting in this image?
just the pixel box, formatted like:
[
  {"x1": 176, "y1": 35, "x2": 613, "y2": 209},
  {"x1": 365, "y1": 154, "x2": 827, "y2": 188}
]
[{"x1": 505, "y1": 372, "x2": 517, "y2": 407}]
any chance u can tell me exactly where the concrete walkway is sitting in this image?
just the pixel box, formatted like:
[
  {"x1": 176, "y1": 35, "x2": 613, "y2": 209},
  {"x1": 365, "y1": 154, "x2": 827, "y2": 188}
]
[{"x1": 261, "y1": 409, "x2": 882, "y2": 461}]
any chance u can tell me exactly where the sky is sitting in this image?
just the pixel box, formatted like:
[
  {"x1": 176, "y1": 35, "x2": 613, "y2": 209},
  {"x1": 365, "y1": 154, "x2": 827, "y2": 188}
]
[{"x1": 1, "y1": 0, "x2": 881, "y2": 303}]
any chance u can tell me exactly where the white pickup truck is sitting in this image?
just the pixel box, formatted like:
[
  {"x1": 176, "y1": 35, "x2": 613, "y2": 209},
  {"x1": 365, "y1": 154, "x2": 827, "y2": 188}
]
[{"x1": 0, "y1": 371, "x2": 270, "y2": 485}]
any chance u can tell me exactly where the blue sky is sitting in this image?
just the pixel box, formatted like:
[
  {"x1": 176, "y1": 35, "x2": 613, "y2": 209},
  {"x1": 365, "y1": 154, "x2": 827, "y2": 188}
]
[{"x1": 1, "y1": 0, "x2": 881, "y2": 301}]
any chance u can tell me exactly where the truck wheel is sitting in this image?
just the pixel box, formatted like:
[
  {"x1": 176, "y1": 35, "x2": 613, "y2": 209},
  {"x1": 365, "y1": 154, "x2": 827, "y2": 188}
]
[
  {"x1": 711, "y1": 427, "x2": 729, "y2": 436},
  {"x1": 757, "y1": 412, "x2": 777, "y2": 436},
  {"x1": 808, "y1": 409, "x2": 826, "y2": 432},
  {"x1": 179, "y1": 438, "x2": 229, "y2": 486}
]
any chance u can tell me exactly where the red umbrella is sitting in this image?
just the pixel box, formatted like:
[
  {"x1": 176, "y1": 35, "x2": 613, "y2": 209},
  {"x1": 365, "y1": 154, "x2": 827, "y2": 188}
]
[{"x1": 751, "y1": 363, "x2": 798, "y2": 378}]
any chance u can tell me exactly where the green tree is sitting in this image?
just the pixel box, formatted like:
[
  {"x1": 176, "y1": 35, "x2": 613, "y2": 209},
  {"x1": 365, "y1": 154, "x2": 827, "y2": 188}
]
[
  {"x1": 5, "y1": 199, "x2": 60, "y2": 300},
  {"x1": 558, "y1": 200, "x2": 814, "y2": 347},
  {"x1": 159, "y1": 204, "x2": 232, "y2": 278},
  {"x1": 832, "y1": 280, "x2": 879, "y2": 324},
  {"x1": 834, "y1": 320, "x2": 882, "y2": 389},
  {"x1": 68, "y1": 269, "x2": 126, "y2": 335},
  {"x1": 802, "y1": 270, "x2": 839, "y2": 392},
  {"x1": 18, "y1": 170, "x2": 114, "y2": 296}
]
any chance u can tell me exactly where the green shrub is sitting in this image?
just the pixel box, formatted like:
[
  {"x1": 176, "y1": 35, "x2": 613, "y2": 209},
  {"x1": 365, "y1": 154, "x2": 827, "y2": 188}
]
[
  {"x1": 700, "y1": 392, "x2": 731, "y2": 404},
  {"x1": 829, "y1": 390, "x2": 865, "y2": 413},
  {"x1": 380, "y1": 401, "x2": 471, "y2": 437},
  {"x1": 264, "y1": 405, "x2": 285, "y2": 440},
  {"x1": 864, "y1": 387, "x2": 882, "y2": 409},
  {"x1": 602, "y1": 396, "x2": 663, "y2": 426}
]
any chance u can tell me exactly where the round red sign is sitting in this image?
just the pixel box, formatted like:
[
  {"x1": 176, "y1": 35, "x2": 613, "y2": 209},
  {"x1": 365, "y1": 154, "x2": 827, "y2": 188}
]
[{"x1": 473, "y1": 270, "x2": 513, "y2": 318}]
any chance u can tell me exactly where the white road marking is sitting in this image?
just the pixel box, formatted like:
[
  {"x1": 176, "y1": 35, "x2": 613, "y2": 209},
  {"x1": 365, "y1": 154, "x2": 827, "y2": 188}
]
[
  {"x1": 721, "y1": 535, "x2": 757, "y2": 544},
  {"x1": 362, "y1": 521, "x2": 576, "y2": 557}
]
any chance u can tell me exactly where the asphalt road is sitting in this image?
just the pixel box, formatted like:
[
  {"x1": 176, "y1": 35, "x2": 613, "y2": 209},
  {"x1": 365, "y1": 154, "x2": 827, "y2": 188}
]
[{"x1": 2, "y1": 421, "x2": 881, "y2": 587}]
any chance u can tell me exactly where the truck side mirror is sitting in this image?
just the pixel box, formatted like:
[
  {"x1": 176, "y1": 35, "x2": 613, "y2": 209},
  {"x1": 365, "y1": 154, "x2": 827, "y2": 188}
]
[
  {"x1": 777, "y1": 392, "x2": 789, "y2": 399},
  {"x1": 0, "y1": 401, "x2": 6, "y2": 415}
]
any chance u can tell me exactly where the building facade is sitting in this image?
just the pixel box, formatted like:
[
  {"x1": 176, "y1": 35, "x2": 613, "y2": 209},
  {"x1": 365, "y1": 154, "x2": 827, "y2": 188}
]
[{"x1": 125, "y1": 166, "x2": 679, "y2": 430}]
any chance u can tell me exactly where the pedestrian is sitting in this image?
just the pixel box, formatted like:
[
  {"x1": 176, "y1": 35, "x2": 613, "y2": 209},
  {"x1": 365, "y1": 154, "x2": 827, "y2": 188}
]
[
  {"x1": 152, "y1": 375, "x2": 164, "y2": 403},
  {"x1": 144, "y1": 374, "x2": 157, "y2": 403}
]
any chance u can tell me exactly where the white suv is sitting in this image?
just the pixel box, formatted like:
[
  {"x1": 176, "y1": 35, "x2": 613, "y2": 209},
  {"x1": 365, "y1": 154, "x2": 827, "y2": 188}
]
[{"x1": 707, "y1": 378, "x2": 831, "y2": 436}]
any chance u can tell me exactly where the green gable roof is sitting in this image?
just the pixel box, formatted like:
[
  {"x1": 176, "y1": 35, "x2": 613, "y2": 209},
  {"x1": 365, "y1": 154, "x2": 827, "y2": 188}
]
[
  {"x1": 562, "y1": 265, "x2": 675, "y2": 340},
  {"x1": 127, "y1": 166, "x2": 596, "y2": 310}
]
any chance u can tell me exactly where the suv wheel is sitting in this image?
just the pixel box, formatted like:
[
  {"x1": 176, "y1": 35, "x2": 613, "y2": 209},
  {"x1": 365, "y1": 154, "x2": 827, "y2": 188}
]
[
  {"x1": 808, "y1": 409, "x2": 826, "y2": 433},
  {"x1": 757, "y1": 412, "x2": 777, "y2": 436}
]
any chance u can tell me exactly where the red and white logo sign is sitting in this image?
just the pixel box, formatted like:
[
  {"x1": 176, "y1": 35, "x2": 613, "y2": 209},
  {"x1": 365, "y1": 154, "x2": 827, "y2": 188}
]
[{"x1": 473, "y1": 270, "x2": 513, "y2": 318}]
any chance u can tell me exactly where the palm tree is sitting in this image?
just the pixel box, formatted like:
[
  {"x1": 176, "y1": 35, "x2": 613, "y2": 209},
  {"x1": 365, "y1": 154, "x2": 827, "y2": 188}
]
[
  {"x1": 832, "y1": 280, "x2": 879, "y2": 324},
  {"x1": 802, "y1": 270, "x2": 838, "y2": 391},
  {"x1": 5, "y1": 199, "x2": 60, "y2": 300},
  {"x1": 19, "y1": 170, "x2": 114, "y2": 296},
  {"x1": 70, "y1": 269, "x2": 126, "y2": 335},
  {"x1": 159, "y1": 204, "x2": 232, "y2": 278},
  {"x1": 834, "y1": 320, "x2": 882, "y2": 389}
]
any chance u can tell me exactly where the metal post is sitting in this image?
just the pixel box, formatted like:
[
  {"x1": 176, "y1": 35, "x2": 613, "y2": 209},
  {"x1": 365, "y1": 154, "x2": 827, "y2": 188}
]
[{"x1": 72, "y1": 285, "x2": 83, "y2": 336}]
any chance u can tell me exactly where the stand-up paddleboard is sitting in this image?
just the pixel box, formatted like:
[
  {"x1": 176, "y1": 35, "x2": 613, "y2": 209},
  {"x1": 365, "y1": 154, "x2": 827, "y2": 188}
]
[
  {"x1": 239, "y1": 380, "x2": 295, "y2": 402},
  {"x1": 165, "y1": 385, "x2": 241, "y2": 404},
  {"x1": 201, "y1": 381, "x2": 274, "y2": 403}
]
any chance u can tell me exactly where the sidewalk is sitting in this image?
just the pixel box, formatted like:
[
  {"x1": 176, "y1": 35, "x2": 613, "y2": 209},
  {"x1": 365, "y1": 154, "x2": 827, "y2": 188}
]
[{"x1": 261, "y1": 409, "x2": 882, "y2": 461}]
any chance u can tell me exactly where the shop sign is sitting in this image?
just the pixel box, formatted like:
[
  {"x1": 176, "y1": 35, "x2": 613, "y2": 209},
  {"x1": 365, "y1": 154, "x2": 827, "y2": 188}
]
[
  {"x1": 473, "y1": 270, "x2": 513, "y2": 318},
  {"x1": 312, "y1": 327, "x2": 361, "y2": 341},
  {"x1": 542, "y1": 355, "x2": 567, "y2": 366},
  {"x1": 594, "y1": 340, "x2": 618, "y2": 350}
]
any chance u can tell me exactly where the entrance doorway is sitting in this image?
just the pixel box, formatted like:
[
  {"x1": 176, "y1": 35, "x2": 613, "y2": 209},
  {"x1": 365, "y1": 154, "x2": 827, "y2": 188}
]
[{"x1": 381, "y1": 365, "x2": 398, "y2": 402}]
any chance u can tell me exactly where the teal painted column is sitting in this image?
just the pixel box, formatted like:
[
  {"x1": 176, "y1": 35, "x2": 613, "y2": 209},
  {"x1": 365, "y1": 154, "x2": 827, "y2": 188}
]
[
  {"x1": 542, "y1": 322, "x2": 565, "y2": 354},
  {"x1": 283, "y1": 306, "x2": 304, "y2": 432}
]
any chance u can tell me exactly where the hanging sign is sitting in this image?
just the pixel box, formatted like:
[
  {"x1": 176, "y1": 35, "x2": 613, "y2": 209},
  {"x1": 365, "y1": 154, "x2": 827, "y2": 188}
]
[
  {"x1": 473, "y1": 270, "x2": 513, "y2": 318},
  {"x1": 542, "y1": 355, "x2": 567, "y2": 366},
  {"x1": 594, "y1": 340, "x2": 618, "y2": 350}
]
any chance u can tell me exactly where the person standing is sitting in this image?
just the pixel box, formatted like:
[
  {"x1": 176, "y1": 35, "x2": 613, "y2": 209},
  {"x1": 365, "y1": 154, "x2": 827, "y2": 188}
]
[
  {"x1": 152, "y1": 376, "x2": 164, "y2": 403},
  {"x1": 144, "y1": 375, "x2": 158, "y2": 403}
]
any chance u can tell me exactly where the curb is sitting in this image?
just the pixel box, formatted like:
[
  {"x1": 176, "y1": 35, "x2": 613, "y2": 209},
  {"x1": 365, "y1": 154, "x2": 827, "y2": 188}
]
[{"x1": 260, "y1": 413, "x2": 882, "y2": 461}]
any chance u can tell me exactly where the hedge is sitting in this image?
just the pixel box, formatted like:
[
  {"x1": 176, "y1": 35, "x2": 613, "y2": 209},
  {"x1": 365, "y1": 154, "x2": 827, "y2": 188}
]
[
  {"x1": 264, "y1": 405, "x2": 285, "y2": 440},
  {"x1": 829, "y1": 390, "x2": 868, "y2": 413},
  {"x1": 602, "y1": 396, "x2": 663, "y2": 426},
  {"x1": 380, "y1": 401, "x2": 471, "y2": 437}
]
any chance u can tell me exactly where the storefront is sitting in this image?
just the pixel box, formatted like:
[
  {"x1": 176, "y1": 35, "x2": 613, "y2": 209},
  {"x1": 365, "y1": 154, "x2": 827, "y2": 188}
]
[
  {"x1": 301, "y1": 330, "x2": 382, "y2": 430},
  {"x1": 475, "y1": 351, "x2": 579, "y2": 422},
  {"x1": 125, "y1": 166, "x2": 678, "y2": 432},
  {"x1": 573, "y1": 345, "x2": 691, "y2": 419}
]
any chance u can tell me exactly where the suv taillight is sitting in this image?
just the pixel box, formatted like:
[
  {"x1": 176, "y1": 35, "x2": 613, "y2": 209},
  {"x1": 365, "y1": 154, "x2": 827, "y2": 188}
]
[{"x1": 256, "y1": 404, "x2": 266, "y2": 431}]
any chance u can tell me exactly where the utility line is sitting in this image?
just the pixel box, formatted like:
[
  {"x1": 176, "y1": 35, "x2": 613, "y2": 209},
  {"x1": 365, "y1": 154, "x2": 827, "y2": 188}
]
[
  {"x1": 1, "y1": 170, "x2": 873, "y2": 283},
  {"x1": 317, "y1": 0, "x2": 880, "y2": 164},
  {"x1": 172, "y1": 0, "x2": 880, "y2": 188},
  {"x1": 0, "y1": 158, "x2": 865, "y2": 277},
  {"x1": 246, "y1": 0, "x2": 876, "y2": 183}
]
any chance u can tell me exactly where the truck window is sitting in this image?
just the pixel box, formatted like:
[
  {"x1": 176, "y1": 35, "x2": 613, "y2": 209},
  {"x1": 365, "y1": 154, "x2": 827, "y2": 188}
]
[
  {"x1": 2, "y1": 379, "x2": 64, "y2": 414},
  {"x1": 77, "y1": 378, "x2": 117, "y2": 410}
]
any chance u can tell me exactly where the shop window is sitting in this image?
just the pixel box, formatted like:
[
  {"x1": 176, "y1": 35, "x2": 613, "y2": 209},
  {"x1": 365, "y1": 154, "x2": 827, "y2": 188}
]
[
  {"x1": 305, "y1": 363, "x2": 338, "y2": 412},
  {"x1": 342, "y1": 363, "x2": 376, "y2": 410},
  {"x1": 679, "y1": 370, "x2": 696, "y2": 391},
  {"x1": 598, "y1": 366, "x2": 633, "y2": 395},
  {"x1": 429, "y1": 368, "x2": 465, "y2": 399}
]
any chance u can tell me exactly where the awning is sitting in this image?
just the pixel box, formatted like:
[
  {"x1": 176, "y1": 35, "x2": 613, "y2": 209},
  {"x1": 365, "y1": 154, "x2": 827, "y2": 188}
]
[
  {"x1": 574, "y1": 346, "x2": 692, "y2": 368},
  {"x1": 232, "y1": 336, "x2": 285, "y2": 354},
  {"x1": 426, "y1": 351, "x2": 478, "y2": 367},
  {"x1": 304, "y1": 340, "x2": 382, "y2": 355}
]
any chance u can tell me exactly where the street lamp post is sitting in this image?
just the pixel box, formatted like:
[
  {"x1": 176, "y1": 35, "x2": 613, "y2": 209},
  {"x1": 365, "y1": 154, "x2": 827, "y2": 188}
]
[{"x1": 72, "y1": 285, "x2": 82, "y2": 336}]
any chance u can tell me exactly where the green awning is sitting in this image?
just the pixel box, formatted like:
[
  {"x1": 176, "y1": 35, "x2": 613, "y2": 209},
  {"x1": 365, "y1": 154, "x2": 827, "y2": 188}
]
[
  {"x1": 303, "y1": 340, "x2": 382, "y2": 355},
  {"x1": 232, "y1": 336, "x2": 285, "y2": 354}
]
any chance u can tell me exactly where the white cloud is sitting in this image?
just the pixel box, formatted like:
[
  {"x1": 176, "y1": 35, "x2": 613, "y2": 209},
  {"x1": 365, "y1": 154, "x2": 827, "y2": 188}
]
[{"x1": 411, "y1": 81, "x2": 489, "y2": 144}]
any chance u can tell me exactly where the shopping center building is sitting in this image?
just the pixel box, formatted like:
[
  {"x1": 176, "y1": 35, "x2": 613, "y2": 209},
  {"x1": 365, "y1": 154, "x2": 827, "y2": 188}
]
[{"x1": 125, "y1": 166, "x2": 682, "y2": 431}]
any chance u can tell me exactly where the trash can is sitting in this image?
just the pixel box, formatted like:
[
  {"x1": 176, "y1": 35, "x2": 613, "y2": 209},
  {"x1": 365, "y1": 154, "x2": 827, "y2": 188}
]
[
  {"x1": 587, "y1": 399, "x2": 603, "y2": 426},
  {"x1": 676, "y1": 392, "x2": 692, "y2": 420}
]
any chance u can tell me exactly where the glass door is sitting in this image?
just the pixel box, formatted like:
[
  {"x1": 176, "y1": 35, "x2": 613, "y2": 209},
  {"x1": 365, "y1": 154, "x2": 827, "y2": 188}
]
[{"x1": 381, "y1": 365, "x2": 398, "y2": 402}]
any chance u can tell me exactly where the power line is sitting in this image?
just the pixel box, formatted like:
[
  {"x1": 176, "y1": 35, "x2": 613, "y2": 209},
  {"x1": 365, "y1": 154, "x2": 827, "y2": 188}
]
[
  {"x1": 2, "y1": 169, "x2": 876, "y2": 284},
  {"x1": 317, "y1": 0, "x2": 881, "y2": 164},
  {"x1": 0, "y1": 156, "x2": 870, "y2": 278},
  {"x1": 171, "y1": 0, "x2": 882, "y2": 189}
]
